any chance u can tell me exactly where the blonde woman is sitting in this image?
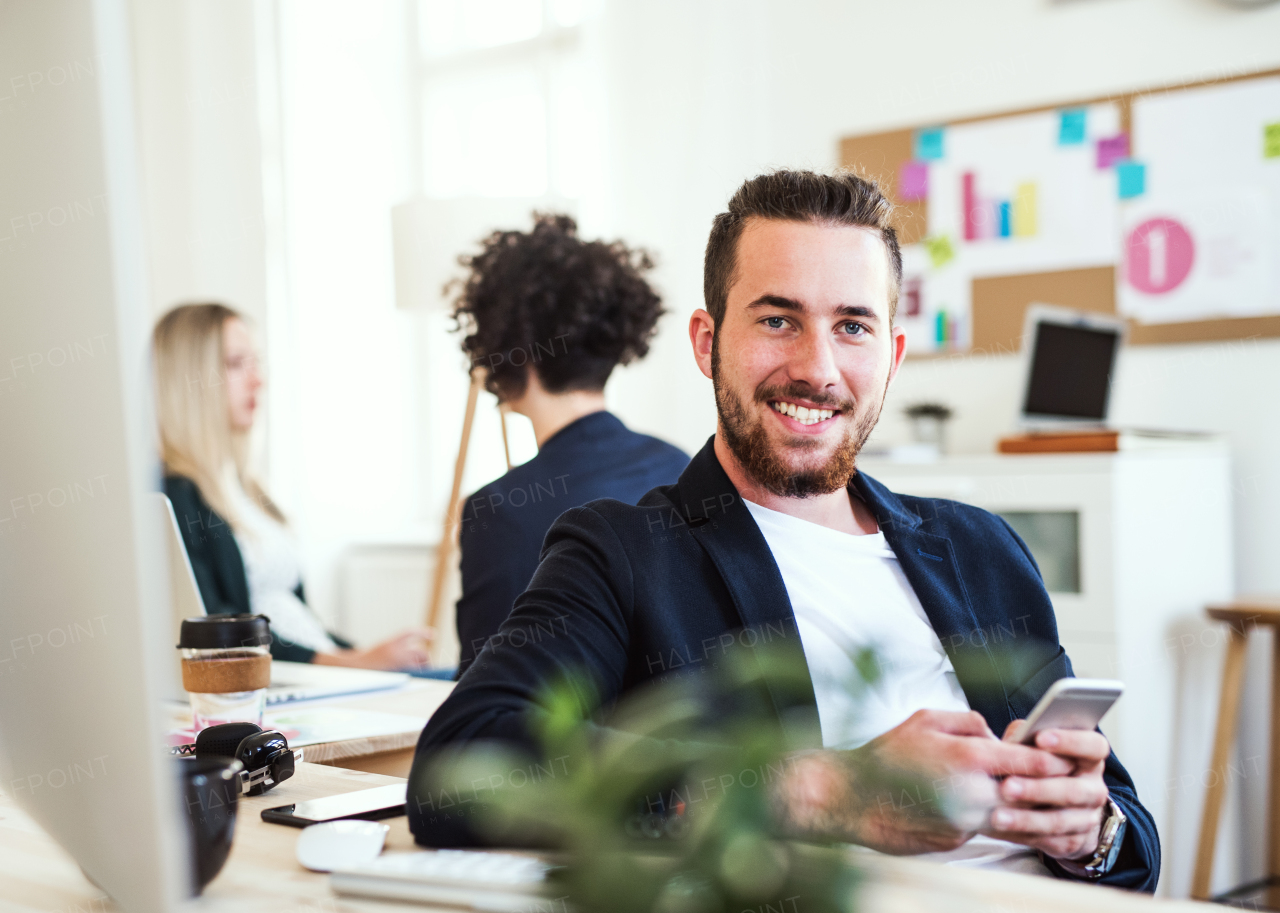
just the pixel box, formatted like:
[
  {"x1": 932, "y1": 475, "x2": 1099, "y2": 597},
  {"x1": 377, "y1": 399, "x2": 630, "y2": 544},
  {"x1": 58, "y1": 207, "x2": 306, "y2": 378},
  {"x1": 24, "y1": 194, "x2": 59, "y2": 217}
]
[{"x1": 154, "y1": 303, "x2": 433, "y2": 670}]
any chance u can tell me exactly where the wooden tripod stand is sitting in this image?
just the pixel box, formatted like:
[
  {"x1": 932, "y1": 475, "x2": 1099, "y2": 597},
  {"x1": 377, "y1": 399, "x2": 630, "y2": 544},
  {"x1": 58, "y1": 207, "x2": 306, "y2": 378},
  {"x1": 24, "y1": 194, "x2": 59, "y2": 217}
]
[{"x1": 424, "y1": 369, "x2": 512, "y2": 633}]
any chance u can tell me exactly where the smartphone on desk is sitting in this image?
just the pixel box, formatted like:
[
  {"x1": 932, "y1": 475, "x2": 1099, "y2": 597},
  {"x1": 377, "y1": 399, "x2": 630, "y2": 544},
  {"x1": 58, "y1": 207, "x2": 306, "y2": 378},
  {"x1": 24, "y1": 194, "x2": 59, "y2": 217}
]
[
  {"x1": 1014, "y1": 678, "x2": 1123, "y2": 745},
  {"x1": 262, "y1": 783, "x2": 407, "y2": 828}
]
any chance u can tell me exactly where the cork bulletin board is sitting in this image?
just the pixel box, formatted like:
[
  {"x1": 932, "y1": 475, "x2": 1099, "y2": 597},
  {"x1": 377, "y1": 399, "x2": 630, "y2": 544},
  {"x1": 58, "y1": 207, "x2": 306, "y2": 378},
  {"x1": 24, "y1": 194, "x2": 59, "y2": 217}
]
[{"x1": 839, "y1": 69, "x2": 1280, "y2": 356}]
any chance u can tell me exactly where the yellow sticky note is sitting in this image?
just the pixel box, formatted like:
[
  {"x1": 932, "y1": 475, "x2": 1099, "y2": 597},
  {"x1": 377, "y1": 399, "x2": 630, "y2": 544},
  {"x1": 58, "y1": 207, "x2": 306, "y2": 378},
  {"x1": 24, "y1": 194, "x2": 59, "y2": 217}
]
[
  {"x1": 923, "y1": 235, "x2": 954, "y2": 269},
  {"x1": 1012, "y1": 182, "x2": 1037, "y2": 237},
  {"x1": 1265, "y1": 122, "x2": 1280, "y2": 159}
]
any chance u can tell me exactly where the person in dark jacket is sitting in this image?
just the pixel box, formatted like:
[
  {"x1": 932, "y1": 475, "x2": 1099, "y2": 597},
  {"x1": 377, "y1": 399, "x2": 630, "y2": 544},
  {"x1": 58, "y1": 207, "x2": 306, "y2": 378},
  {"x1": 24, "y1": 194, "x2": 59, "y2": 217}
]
[
  {"x1": 449, "y1": 214, "x2": 688, "y2": 677},
  {"x1": 154, "y1": 303, "x2": 435, "y2": 669},
  {"x1": 410, "y1": 172, "x2": 1159, "y2": 891}
]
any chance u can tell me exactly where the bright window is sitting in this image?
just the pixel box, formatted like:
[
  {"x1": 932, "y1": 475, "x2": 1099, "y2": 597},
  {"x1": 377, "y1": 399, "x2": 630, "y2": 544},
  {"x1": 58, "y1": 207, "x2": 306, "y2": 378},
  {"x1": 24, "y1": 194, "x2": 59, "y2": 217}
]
[
  {"x1": 423, "y1": 67, "x2": 548, "y2": 197},
  {"x1": 420, "y1": 0, "x2": 545, "y2": 55},
  {"x1": 415, "y1": 0, "x2": 590, "y2": 199}
]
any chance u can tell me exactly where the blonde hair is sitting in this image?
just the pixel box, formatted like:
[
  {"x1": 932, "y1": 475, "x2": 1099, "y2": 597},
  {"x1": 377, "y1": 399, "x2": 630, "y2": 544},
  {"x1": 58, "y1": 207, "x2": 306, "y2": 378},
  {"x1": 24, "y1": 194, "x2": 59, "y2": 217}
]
[{"x1": 152, "y1": 303, "x2": 283, "y2": 529}]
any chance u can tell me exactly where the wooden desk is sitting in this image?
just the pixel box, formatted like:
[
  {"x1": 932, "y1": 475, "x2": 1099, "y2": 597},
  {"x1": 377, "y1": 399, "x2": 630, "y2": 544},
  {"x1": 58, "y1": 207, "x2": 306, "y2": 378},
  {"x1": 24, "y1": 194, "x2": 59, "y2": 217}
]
[
  {"x1": 167, "y1": 680, "x2": 455, "y2": 780},
  {"x1": 0, "y1": 761, "x2": 1208, "y2": 912},
  {"x1": 297, "y1": 679, "x2": 454, "y2": 777}
]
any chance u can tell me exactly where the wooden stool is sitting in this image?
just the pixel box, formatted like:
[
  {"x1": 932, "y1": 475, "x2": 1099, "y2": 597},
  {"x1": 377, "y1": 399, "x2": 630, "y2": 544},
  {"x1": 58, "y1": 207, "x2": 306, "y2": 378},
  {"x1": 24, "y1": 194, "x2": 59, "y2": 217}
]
[{"x1": 1193, "y1": 598, "x2": 1280, "y2": 903}]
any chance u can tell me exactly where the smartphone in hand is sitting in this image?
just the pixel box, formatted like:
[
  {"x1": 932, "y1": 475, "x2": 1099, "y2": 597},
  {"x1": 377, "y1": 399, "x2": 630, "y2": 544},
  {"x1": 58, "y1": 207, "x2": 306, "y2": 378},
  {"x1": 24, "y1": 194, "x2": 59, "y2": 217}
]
[{"x1": 1014, "y1": 678, "x2": 1123, "y2": 745}]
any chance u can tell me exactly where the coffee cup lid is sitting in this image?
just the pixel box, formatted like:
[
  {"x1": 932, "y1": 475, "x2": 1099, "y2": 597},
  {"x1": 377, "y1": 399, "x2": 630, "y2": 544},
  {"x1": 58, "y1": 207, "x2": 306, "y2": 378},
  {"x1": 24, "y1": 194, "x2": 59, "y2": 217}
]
[{"x1": 178, "y1": 615, "x2": 272, "y2": 650}]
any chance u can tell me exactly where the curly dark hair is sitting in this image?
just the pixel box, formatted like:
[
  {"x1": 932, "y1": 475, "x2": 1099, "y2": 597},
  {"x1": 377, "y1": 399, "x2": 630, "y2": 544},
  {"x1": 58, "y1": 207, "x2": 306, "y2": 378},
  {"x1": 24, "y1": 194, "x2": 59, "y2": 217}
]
[{"x1": 450, "y1": 213, "x2": 664, "y2": 400}]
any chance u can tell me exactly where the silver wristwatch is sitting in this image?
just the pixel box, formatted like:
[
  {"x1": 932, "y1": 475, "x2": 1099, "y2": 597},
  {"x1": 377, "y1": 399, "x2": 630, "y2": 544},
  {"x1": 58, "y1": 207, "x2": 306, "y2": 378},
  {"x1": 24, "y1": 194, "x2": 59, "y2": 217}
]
[{"x1": 1055, "y1": 797, "x2": 1127, "y2": 879}]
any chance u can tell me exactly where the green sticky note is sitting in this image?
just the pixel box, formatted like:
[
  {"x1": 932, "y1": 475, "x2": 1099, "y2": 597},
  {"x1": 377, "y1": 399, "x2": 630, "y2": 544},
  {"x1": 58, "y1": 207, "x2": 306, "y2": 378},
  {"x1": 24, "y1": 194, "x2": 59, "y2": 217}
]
[
  {"x1": 923, "y1": 234, "x2": 954, "y2": 269},
  {"x1": 1266, "y1": 122, "x2": 1280, "y2": 159}
]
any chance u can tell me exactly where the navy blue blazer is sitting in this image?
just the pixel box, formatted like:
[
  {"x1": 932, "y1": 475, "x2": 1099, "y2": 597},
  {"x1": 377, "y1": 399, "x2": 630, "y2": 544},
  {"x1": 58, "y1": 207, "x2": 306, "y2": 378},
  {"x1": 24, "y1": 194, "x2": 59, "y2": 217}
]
[
  {"x1": 412, "y1": 438, "x2": 1159, "y2": 891},
  {"x1": 454, "y1": 411, "x2": 688, "y2": 675}
]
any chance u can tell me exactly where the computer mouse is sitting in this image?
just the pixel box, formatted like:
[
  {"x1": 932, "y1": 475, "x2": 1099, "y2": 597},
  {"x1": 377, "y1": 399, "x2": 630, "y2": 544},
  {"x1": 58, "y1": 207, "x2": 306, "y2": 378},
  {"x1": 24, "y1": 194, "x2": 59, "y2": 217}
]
[{"x1": 295, "y1": 820, "x2": 389, "y2": 872}]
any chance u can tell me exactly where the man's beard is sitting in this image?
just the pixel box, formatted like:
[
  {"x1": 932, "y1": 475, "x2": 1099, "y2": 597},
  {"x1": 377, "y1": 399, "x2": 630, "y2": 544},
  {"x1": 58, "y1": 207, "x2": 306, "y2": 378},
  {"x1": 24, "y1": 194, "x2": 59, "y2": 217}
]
[{"x1": 712, "y1": 336, "x2": 888, "y2": 498}]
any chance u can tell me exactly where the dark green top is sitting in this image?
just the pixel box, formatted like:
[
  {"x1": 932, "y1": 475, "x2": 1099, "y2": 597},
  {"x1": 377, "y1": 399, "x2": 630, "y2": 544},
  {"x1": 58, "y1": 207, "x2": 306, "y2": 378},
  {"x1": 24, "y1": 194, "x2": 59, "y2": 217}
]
[{"x1": 163, "y1": 474, "x2": 351, "y2": 663}]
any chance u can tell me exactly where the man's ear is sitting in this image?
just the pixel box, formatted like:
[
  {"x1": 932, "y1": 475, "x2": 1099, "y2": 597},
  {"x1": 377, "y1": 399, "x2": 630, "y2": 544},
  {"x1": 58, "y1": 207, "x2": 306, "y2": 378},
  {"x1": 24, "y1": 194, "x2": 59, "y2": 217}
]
[
  {"x1": 887, "y1": 324, "x2": 908, "y2": 385},
  {"x1": 689, "y1": 309, "x2": 715, "y2": 380}
]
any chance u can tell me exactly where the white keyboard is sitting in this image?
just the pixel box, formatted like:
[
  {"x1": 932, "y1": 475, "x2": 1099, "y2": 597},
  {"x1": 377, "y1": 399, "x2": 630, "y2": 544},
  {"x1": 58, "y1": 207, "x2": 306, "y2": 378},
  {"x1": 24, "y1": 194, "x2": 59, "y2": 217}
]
[{"x1": 330, "y1": 849, "x2": 552, "y2": 911}]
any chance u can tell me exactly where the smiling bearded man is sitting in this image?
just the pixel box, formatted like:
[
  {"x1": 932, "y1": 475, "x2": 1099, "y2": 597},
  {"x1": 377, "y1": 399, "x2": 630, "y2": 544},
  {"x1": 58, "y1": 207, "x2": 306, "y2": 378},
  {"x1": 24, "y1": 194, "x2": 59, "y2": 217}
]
[
  {"x1": 703, "y1": 175, "x2": 901, "y2": 502},
  {"x1": 410, "y1": 169, "x2": 1160, "y2": 894}
]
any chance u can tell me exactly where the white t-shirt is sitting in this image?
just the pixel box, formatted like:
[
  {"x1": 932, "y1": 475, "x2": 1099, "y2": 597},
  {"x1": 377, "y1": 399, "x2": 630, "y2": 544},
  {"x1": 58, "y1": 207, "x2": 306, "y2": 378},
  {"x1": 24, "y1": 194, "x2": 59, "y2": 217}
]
[
  {"x1": 223, "y1": 466, "x2": 337, "y2": 655},
  {"x1": 744, "y1": 498, "x2": 1048, "y2": 875}
]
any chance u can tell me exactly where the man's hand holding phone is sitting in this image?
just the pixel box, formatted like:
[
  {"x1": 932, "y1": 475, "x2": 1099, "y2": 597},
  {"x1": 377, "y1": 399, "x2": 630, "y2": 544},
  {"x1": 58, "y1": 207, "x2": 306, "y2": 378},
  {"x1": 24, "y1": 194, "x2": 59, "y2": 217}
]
[
  {"x1": 985, "y1": 719, "x2": 1111, "y2": 862},
  {"x1": 772, "y1": 709, "x2": 1076, "y2": 856},
  {"x1": 773, "y1": 679, "x2": 1123, "y2": 864},
  {"x1": 983, "y1": 678, "x2": 1124, "y2": 863}
]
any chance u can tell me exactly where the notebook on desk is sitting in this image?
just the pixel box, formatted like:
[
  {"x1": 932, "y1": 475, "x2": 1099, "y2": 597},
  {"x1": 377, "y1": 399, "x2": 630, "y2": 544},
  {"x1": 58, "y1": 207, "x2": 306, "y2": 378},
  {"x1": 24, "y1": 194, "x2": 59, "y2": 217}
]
[{"x1": 266, "y1": 662, "x2": 409, "y2": 705}]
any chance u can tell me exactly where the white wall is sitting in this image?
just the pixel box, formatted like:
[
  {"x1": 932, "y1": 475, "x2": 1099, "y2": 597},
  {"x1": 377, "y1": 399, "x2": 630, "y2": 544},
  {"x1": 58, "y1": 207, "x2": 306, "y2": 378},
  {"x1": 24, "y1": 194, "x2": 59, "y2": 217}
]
[
  {"x1": 131, "y1": 0, "x2": 268, "y2": 326},
  {"x1": 596, "y1": 0, "x2": 1280, "y2": 896}
]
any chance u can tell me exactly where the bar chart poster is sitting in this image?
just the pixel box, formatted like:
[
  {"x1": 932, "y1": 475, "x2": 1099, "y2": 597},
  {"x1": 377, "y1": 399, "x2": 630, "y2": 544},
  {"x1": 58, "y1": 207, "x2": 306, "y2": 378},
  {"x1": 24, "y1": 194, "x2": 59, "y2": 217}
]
[
  {"x1": 896, "y1": 102, "x2": 1124, "y2": 354},
  {"x1": 930, "y1": 103, "x2": 1122, "y2": 270}
]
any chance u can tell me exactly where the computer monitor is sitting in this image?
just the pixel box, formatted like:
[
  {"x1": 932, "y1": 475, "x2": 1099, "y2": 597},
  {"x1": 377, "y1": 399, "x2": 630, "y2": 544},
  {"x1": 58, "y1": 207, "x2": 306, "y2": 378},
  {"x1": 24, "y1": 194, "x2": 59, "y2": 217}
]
[
  {"x1": 0, "y1": 2, "x2": 188, "y2": 910},
  {"x1": 1017, "y1": 304, "x2": 1127, "y2": 429}
]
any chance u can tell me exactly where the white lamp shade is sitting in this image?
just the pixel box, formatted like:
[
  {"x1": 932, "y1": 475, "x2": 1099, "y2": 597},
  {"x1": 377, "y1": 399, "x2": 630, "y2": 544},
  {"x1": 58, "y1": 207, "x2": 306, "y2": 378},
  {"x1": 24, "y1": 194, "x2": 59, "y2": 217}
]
[{"x1": 391, "y1": 195, "x2": 577, "y2": 311}]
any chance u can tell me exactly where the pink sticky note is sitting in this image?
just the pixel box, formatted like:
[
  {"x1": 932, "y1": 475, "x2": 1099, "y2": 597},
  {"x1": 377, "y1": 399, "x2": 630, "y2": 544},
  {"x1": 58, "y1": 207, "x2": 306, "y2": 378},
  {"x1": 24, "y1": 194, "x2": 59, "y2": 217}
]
[
  {"x1": 1096, "y1": 134, "x2": 1129, "y2": 169},
  {"x1": 899, "y1": 161, "x2": 928, "y2": 202}
]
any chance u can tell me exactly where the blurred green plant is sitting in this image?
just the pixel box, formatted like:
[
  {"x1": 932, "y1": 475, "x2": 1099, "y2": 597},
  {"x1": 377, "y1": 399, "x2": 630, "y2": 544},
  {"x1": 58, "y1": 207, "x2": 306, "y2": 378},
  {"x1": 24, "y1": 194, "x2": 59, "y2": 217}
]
[{"x1": 425, "y1": 640, "x2": 888, "y2": 913}]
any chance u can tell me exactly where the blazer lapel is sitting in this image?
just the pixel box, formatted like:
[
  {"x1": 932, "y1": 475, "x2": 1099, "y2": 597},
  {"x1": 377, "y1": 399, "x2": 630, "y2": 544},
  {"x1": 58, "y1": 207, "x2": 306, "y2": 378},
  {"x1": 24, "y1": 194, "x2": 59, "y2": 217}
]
[
  {"x1": 668, "y1": 442, "x2": 1015, "y2": 741},
  {"x1": 853, "y1": 472, "x2": 1011, "y2": 726},
  {"x1": 673, "y1": 440, "x2": 822, "y2": 748}
]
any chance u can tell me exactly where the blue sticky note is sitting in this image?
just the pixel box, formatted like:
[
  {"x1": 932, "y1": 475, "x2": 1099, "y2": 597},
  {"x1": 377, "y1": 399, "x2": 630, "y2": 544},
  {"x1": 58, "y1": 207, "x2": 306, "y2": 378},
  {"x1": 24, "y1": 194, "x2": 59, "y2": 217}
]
[
  {"x1": 915, "y1": 127, "x2": 945, "y2": 161},
  {"x1": 1116, "y1": 160, "x2": 1145, "y2": 199},
  {"x1": 1059, "y1": 108, "x2": 1086, "y2": 145}
]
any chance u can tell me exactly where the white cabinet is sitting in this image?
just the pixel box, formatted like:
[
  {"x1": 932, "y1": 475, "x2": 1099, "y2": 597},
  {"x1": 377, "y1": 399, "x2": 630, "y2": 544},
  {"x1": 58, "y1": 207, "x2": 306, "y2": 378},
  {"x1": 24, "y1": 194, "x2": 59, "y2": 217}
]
[{"x1": 859, "y1": 446, "x2": 1233, "y2": 893}]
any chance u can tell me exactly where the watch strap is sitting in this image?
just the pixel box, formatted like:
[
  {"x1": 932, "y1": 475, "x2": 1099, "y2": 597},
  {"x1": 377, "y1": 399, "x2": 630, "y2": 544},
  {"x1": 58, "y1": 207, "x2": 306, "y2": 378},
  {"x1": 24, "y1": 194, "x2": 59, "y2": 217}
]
[{"x1": 1052, "y1": 797, "x2": 1127, "y2": 879}]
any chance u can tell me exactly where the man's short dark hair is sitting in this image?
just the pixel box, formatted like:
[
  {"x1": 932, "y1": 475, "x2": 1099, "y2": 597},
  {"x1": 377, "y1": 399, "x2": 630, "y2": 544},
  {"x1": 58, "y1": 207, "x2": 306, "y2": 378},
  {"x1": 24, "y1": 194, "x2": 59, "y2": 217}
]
[
  {"x1": 451, "y1": 213, "x2": 663, "y2": 400},
  {"x1": 703, "y1": 170, "x2": 903, "y2": 327}
]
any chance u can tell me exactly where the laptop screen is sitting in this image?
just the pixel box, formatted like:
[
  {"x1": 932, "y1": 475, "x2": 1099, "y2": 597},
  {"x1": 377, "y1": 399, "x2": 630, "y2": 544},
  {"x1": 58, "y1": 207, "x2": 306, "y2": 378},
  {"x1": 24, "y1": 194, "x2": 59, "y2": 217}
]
[{"x1": 1022, "y1": 322, "x2": 1119, "y2": 421}]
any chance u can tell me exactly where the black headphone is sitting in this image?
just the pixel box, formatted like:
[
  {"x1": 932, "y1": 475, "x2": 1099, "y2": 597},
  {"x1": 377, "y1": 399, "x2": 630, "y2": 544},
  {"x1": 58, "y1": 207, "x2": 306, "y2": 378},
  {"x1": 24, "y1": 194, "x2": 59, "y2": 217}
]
[{"x1": 192, "y1": 722, "x2": 301, "y2": 796}]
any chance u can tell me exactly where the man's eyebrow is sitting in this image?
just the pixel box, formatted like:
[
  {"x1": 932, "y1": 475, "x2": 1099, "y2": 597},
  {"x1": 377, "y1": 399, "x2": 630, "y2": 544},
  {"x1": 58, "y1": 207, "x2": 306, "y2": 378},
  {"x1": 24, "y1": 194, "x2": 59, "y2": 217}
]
[
  {"x1": 746, "y1": 294, "x2": 804, "y2": 312},
  {"x1": 834, "y1": 304, "x2": 880, "y2": 323},
  {"x1": 746, "y1": 295, "x2": 881, "y2": 323}
]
